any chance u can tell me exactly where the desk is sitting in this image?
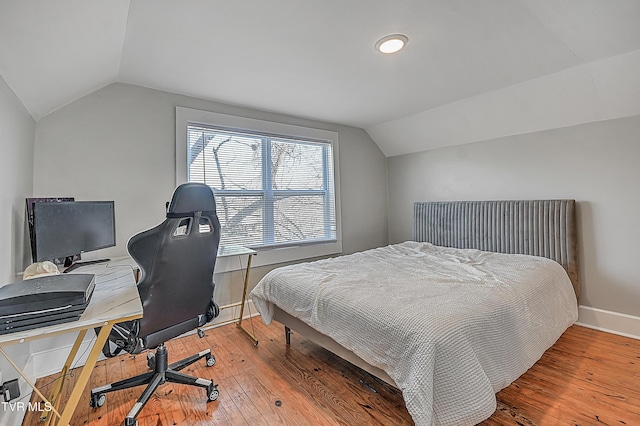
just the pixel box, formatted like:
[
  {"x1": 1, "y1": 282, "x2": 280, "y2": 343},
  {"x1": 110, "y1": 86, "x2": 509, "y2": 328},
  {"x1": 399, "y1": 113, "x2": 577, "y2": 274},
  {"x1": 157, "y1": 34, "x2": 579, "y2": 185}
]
[
  {"x1": 0, "y1": 263, "x2": 142, "y2": 426},
  {"x1": 212, "y1": 245, "x2": 258, "y2": 345},
  {"x1": 100, "y1": 245, "x2": 258, "y2": 344}
]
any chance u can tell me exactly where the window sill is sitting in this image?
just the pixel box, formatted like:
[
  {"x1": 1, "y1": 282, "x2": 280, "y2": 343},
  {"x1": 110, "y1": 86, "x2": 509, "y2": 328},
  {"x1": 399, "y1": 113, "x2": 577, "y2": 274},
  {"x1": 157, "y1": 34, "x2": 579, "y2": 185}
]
[{"x1": 214, "y1": 240, "x2": 342, "y2": 273}]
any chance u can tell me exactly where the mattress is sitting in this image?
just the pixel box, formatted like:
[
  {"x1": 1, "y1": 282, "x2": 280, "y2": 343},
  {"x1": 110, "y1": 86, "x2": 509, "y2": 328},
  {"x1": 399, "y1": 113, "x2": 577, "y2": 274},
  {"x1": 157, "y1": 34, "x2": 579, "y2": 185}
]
[{"x1": 250, "y1": 241, "x2": 578, "y2": 426}]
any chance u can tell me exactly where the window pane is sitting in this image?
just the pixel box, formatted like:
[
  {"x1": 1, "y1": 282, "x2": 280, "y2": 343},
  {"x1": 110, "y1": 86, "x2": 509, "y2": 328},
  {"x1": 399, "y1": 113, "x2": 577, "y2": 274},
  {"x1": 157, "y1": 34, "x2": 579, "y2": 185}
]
[
  {"x1": 271, "y1": 140, "x2": 325, "y2": 190},
  {"x1": 215, "y1": 195, "x2": 264, "y2": 247},
  {"x1": 274, "y1": 195, "x2": 336, "y2": 244},
  {"x1": 188, "y1": 127, "x2": 262, "y2": 190}
]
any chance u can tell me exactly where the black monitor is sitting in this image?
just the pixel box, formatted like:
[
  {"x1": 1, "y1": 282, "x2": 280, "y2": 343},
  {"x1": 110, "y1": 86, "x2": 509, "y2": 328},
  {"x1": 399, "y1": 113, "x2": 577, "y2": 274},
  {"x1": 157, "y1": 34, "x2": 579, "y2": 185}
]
[
  {"x1": 32, "y1": 201, "x2": 116, "y2": 269},
  {"x1": 26, "y1": 197, "x2": 75, "y2": 263}
]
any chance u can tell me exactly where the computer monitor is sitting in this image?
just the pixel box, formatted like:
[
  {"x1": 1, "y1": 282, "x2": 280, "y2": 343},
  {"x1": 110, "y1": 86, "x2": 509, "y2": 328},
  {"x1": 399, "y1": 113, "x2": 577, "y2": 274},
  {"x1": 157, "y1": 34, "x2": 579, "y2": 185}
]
[
  {"x1": 32, "y1": 201, "x2": 116, "y2": 268},
  {"x1": 26, "y1": 197, "x2": 75, "y2": 263}
]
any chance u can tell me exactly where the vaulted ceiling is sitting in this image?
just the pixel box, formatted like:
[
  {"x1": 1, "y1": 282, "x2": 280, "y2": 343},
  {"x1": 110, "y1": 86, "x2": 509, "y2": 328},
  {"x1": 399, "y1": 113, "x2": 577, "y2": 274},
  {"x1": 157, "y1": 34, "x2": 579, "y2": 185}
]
[{"x1": 1, "y1": 0, "x2": 639, "y2": 156}]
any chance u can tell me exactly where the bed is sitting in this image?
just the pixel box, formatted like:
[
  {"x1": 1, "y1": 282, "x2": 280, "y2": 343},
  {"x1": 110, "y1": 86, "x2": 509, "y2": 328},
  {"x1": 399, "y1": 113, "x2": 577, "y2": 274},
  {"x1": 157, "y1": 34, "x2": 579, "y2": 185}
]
[{"x1": 250, "y1": 200, "x2": 580, "y2": 425}]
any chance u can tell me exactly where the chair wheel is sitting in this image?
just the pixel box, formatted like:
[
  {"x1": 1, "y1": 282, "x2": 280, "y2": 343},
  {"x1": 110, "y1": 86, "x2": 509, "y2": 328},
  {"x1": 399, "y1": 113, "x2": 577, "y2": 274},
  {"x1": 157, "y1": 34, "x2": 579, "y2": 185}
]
[
  {"x1": 206, "y1": 353, "x2": 216, "y2": 367},
  {"x1": 207, "y1": 384, "x2": 219, "y2": 401},
  {"x1": 124, "y1": 418, "x2": 138, "y2": 426},
  {"x1": 197, "y1": 329, "x2": 205, "y2": 338},
  {"x1": 90, "y1": 393, "x2": 105, "y2": 408}
]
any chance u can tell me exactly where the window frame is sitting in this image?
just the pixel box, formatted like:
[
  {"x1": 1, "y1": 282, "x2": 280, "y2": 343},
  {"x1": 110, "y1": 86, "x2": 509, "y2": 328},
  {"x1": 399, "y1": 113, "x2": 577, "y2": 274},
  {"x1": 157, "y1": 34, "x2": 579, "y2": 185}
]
[{"x1": 176, "y1": 107, "x2": 342, "y2": 270}]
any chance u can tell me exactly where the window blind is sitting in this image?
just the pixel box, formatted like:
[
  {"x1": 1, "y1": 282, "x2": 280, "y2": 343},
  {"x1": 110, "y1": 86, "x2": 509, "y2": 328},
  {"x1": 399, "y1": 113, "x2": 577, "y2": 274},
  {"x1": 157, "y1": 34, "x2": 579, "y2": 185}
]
[{"x1": 187, "y1": 125, "x2": 337, "y2": 248}]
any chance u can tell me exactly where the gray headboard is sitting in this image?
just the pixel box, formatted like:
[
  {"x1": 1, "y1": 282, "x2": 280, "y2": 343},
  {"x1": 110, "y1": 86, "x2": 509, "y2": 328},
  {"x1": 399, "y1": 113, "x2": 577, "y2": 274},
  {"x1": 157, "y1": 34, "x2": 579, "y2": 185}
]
[{"x1": 413, "y1": 200, "x2": 579, "y2": 300}]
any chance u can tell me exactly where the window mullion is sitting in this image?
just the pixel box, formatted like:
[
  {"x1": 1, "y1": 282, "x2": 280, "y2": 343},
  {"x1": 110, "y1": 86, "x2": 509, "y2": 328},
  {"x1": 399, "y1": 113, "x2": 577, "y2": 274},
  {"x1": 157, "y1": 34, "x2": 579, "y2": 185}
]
[
  {"x1": 322, "y1": 144, "x2": 331, "y2": 239},
  {"x1": 263, "y1": 138, "x2": 274, "y2": 245}
]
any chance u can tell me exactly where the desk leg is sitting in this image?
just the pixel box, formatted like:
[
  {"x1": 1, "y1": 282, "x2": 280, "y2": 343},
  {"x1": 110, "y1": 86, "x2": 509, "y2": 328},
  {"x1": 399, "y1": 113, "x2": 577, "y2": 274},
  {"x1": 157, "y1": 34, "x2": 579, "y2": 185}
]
[
  {"x1": 41, "y1": 329, "x2": 88, "y2": 424},
  {"x1": 55, "y1": 324, "x2": 113, "y2": 426},
  {"x1": 0, "y1": 346, "x2": 63, "y2": 420},
  {"x1": 236, "y1": 254, "x2": 258, "y2": 345}
]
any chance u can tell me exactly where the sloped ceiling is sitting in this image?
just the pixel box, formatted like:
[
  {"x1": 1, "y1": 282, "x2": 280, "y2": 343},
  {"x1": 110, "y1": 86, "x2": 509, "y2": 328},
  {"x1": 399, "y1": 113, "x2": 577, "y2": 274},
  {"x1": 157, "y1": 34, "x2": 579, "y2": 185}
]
[{"x1": 1, "y1": 0, "x2": 639, "y2": 156}]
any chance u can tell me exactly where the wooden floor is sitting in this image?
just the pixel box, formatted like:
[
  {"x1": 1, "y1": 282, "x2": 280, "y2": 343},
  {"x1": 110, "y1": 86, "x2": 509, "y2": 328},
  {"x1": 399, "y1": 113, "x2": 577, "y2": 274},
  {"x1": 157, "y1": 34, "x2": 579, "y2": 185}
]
[{"x1": 25, "y1": 320, "x2": 640, "y2": 426}]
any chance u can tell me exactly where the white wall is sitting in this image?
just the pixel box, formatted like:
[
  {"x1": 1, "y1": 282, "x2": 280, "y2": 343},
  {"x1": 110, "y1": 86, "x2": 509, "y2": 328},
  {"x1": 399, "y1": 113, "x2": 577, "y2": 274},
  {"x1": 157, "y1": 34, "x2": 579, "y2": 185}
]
[
  {"x1": 33, "y1": 82, "x2": 389, "y2": 303},
  {"x1": 0, "y1": 74, "x2": 35, "y2": 425},
  {"x1": 387, "y1": 114, "x2": 640, "y2": 319},
  {"x1": 0, "y1": 77, "x2": 34, "y2": 282}
]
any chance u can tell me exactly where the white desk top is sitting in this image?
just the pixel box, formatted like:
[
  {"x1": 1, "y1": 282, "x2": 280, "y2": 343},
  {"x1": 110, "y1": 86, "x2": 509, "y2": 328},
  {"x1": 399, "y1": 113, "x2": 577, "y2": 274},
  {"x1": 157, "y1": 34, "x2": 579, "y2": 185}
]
[
  {"x1": 0, "y1": 263, "x2": 142, "y2": 346},
  {"x1": 105, "y1": 244, "x2": 255, "y2": 268},
  {"x1": 217, "y1": 244, "x2": 257, "y2": 258}
]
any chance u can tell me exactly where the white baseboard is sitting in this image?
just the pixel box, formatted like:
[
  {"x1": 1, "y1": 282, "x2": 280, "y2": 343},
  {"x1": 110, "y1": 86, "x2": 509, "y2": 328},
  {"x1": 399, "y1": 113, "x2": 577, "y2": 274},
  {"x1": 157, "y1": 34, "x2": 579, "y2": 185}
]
[
  {"x1": 207, "y1": 299, "x2": 260, "y2": 329},
  {"x1": 29, "y1": 300, "x2": 259, "y2": 380},
  {"x1": 22, "y1": 303, "x2": 640, "y2": 378},
  {"x1": 576, "y1": 305, "x2": 640, "y2": 340}
]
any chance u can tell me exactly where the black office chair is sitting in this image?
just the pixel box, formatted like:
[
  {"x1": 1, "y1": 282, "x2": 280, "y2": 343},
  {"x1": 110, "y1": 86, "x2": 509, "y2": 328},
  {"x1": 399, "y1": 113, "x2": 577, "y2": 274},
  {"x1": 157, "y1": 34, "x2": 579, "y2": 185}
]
[{"x1": 90, "y1": 183, "x2": 221, "y2": 426}]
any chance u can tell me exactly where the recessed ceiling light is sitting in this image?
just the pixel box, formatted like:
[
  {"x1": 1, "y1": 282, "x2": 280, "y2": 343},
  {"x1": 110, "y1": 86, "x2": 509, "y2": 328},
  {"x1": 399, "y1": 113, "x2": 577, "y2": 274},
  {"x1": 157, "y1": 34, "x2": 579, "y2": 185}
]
[{"x1": 375, "y1": 34, "x2": 408, "y2": 54}]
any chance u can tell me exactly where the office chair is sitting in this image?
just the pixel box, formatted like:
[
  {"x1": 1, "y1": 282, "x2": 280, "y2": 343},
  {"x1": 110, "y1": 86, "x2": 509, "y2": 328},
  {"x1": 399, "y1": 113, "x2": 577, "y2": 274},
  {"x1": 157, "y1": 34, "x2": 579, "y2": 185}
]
[{"x1": 90, "y1": 183, "x2": 221, "y2": 426}]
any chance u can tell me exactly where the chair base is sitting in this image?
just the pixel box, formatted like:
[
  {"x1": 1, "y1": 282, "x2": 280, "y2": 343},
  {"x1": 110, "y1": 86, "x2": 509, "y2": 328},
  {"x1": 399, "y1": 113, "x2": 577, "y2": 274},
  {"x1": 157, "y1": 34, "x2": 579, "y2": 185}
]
[{"x1": 90, "y1": 343, "x2": 218, "y2": 426}]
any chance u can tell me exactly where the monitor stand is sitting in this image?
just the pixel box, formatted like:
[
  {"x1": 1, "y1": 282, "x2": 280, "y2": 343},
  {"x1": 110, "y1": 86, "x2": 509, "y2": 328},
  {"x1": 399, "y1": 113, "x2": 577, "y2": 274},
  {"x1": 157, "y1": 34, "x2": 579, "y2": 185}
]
[{"x1": 63, "y1": 258, "x2": 110, "y2": 273}]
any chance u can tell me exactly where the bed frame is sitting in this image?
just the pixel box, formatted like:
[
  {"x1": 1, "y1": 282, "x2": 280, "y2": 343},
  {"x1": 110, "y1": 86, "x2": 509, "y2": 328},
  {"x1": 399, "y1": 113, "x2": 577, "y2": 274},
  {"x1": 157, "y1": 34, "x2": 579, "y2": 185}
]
[{"x1": 275, "y1": 199, "x2": 579, "y2": 388}]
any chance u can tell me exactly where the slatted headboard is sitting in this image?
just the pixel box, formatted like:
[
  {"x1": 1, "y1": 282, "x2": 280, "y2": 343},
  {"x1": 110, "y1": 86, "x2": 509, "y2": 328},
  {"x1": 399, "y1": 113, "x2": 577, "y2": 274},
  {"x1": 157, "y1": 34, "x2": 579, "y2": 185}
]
[{"x1": 413, "y1": 200, "x2": 580, "y2": 300}]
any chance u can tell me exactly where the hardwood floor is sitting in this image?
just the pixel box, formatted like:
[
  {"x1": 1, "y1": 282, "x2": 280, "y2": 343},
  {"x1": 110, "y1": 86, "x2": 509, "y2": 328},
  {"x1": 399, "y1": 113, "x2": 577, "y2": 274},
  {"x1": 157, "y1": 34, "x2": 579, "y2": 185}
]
[{"x1": 24, "y1": 321, "x2": 640, "y2": 425}]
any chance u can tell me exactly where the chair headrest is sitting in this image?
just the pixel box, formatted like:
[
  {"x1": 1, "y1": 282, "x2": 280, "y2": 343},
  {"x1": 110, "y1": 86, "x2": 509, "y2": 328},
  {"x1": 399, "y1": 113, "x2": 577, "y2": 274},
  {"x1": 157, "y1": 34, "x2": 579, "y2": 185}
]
[{"x1": 167, "y1": 183, "x2": 217, "y2": 216}]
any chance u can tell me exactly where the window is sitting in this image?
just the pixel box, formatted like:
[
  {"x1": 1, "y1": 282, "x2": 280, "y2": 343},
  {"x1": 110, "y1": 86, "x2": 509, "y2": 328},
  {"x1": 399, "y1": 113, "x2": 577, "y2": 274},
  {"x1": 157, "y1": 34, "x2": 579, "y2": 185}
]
[{"x1": 176, "y1": 108, "x2": 341, "y2": 267}]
